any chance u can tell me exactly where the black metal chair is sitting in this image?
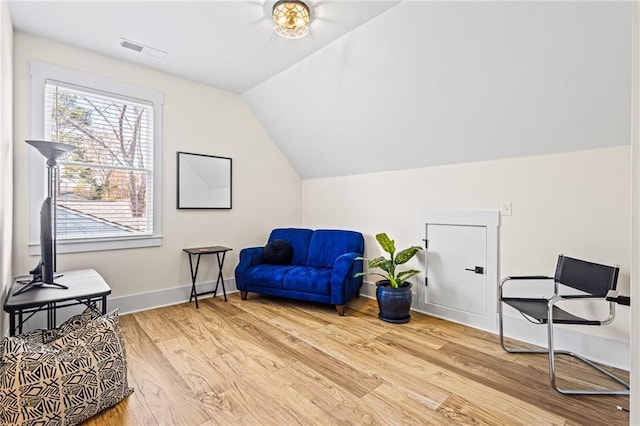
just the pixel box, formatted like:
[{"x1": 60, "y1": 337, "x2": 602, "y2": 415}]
[{"x1": 498, "y1": 254, "x2": 629, "y2": 395}]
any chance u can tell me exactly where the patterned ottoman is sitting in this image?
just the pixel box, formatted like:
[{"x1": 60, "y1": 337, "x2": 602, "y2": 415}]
[{"x1": 0, "y1": 307, "x2": 133, "y2": 425}]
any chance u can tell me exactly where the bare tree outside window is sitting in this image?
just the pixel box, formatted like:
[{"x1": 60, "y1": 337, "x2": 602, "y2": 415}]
[{"x1": 45, "y1": 84, "x2": 154, "y2": 237}]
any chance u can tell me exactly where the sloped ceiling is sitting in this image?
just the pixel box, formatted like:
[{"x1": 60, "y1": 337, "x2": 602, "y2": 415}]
[
  {"x1": 8, "y1": 0, "x2": 399, "y2": 93},
  {"x1": 243, "y1": 1, "x2": 632, "y2": 179},
  {"x1": 9, "y1": 1, "x2": 633, "y2": 180}
]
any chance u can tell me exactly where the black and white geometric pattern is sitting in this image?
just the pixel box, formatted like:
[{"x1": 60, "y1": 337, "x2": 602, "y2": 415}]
[{"x1": 0, "y1": 309, "x2": 133, "y2": 425}]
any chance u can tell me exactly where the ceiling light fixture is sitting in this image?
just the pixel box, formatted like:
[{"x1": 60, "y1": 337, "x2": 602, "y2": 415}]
[{"x1": 272, "y1": 0, "x2": 310, "y2": 39}]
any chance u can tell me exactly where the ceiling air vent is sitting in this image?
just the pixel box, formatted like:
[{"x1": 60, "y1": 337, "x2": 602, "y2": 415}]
[
  {"x1": 121, "y1": 39, "x2": 143, "y2": 52},
  {"x1": 120, "y1": 38, "x2": 167, "y2": 59}
]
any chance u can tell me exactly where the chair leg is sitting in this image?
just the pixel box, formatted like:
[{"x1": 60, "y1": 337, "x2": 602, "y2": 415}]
[
  {"x1": 240, "y1": 291, "x2": 248, "y2": 300},
  {"x1": 547, "y1": 318, "x2": 629, "y2": 395},
  {"x1": 499, "y1": 300, "x2": 549, "y2": 355},
  {"x1": 335, "y1": 305, "x2": 345, "y2": 316},
  {"x1": 499, "y1": 300, "x2": 629, "y2": 395}
]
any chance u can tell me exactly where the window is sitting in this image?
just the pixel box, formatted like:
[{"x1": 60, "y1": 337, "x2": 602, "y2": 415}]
[{"x1": 29, "y1": 61, "x2": 163, "y2": 254}]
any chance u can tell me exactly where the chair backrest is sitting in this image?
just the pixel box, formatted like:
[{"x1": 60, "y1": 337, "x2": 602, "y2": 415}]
[{"x1": 554, "y1": 255, "x2": 619, "y2": 297}]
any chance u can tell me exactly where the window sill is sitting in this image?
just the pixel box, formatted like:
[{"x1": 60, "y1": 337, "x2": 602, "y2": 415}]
[{"x1": 29, "y1": 235, "x2": 163, "y2": 255}]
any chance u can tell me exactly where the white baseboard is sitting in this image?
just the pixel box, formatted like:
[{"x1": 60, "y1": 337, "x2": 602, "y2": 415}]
[
  {"x1": 7, "y1": 279, "x2": 238, "y2": 335},
  {"x1": 360, "y1": 280, "x2": 377, "y2": 298},
  {"x1": 108, "y1": 278, "x2": 238, "y2": 315},
  {"x1": 499, "y1": 313, "x2": 630, "y2": 370},
  {"x1": 359, "y1": 281, "x2": 629, "y2": 371}
]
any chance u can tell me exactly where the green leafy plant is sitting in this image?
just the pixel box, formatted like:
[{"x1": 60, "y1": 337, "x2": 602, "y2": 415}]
[{"x1": 355, "y1": 233, "x2": 423, "y2": 288}]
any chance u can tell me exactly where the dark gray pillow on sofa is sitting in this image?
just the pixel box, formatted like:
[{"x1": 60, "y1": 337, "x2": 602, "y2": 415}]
[{"x1": 263, "y1": 239, "x2": 293, "y2": 265}]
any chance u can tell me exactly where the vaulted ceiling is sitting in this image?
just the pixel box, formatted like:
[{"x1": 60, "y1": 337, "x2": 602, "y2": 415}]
[{"x1": 8, "y1": 1, "x2": 632, "y2": 179}]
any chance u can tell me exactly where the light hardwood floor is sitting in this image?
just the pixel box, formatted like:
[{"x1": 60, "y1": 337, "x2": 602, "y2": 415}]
[{"x1": 87, "y1": 293, "x2": 629, "y2": 425}]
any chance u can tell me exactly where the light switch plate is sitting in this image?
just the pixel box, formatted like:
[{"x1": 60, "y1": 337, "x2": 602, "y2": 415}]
[{"x1": 501, "y1": 201, "x2": 512, "y2": 216}]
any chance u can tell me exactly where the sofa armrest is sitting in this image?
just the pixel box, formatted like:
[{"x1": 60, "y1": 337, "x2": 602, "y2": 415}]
[
  {"x1": 330, "y1": 252, "x2": 363, "y2": 305},
  {"x1": 235, "y1": 247, "x2": 264, "y2": 290}
]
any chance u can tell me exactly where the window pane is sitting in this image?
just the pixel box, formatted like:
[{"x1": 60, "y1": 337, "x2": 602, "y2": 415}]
[
  {"x1": 44, "y1": 82, "x2": 154, "y2": 240},
  {"x1": 57, "y1": 166, "x2": 152, "y2": 238},
  {"x1": 45, "y1": 84, "x2": 153, "y2": 169}
]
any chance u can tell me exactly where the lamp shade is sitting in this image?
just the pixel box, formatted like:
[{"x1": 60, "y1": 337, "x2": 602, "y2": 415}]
[
  {"x1": 272, "y1": 0, "x2": 310, "y2": 39},
  {"x1": 26, "y1": 140, "x2": 76, "y2": 162}
]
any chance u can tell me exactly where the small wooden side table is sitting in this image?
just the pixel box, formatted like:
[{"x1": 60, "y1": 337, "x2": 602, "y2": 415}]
[{"x1": 183, "y1": 246, "x2": 232, "y2": 308}]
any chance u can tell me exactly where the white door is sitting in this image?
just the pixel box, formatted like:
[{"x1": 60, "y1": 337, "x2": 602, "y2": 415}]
[{"x1": 419, "y1": 224, "x2": 487, "y2": 316}]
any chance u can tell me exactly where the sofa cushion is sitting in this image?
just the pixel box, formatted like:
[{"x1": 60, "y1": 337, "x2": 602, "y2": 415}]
[
  {"x1": 269, "y1": 228, "x2": 313, "y2": 266},
  {"x1": 306, "y1": 230, "x2": 365, "y2": 269},
  {"x1": 263, "y1": 239, "x2": 293, "y2": 265},
  {"x1": 244, "y1": 264, "x2": 296, "y2": 289},
  {"x1": 284, "y1": 267, "x2": 332, "y2": 295},
  {"x1": 0, "y1": 310, "x2": 133, "y2": 425}
]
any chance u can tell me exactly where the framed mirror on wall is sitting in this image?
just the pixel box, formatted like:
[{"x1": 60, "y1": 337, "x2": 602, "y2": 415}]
[{"x1": 177, "y1": 152, "x2": 232, "y2": 209}]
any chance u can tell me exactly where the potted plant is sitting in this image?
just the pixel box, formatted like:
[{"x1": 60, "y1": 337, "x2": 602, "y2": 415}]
[{"x1": 355, "y1": 233, "x2": 423, "y2": 323}]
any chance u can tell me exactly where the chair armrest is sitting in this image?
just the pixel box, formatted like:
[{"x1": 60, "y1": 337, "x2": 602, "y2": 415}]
[
  {"x1": 548, "y1": 294, "x2": 615, "y2": 324},
  {"x1": 234, "y1": 247, "x2": 264, "y2": 290},
  {"x1": 606, "y1": 290, "x2": 630, "y2": 306},
  {"x1": 554, "y1": 294, "x2": 603, "y2": 300},
  {"x1": 502, "y1": 275, "x2": 554, "y2": 281},
  {"x1": 330, "y1": 252, "x2": 362, "y2": 305},
  {"x1": 499, "y1": 276, "x2": 554, "y2": 298}
]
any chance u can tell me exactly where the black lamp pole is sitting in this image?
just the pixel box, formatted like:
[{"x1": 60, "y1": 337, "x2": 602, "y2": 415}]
[{"x1": 26, "y1": 140, "x2": 77, "y2": 272}]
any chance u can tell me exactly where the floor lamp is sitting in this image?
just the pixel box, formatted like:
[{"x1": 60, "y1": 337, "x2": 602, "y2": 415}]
[{"x1": 14, "y1": 140, "x2": 76, "y2": 296}]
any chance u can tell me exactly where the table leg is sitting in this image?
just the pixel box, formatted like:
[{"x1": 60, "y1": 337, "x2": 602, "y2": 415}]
[
  {"x1": 18, "y1": 310, "x2": 23, "y2": 335},
  {"x1": 47, "y1": 302, "x2": 56, "y2": 329},
  {"x1": 9, "y1": 312, "x2": 16, "y2": 336},
  {"x1": 188, "y1": 253, "x2": 202, "y2": 308},
  {"x1": 101, "y1": 295, "x2": 107, "y2": 314},
  {"x1": 213, "y1": 251, "x2": 228, "y2": 302}
]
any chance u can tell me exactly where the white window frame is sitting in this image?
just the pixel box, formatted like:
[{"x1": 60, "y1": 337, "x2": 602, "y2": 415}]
[{"x1": 28, "y1": 60, "x2": 163, "y2": 254}]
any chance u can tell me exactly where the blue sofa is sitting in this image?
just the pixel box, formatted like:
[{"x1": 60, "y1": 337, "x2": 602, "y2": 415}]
[{"x1": 235, "y1": 228, "x2": 364, "y2": 315}]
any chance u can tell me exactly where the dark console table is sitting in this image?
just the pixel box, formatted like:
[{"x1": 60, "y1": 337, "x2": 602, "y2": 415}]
[
  {"x1": 183, "y1": 246, "x2": 232, "y2": 308},
  {"x1": 3, "y1": 269, "x2": 111, "y2": 336}
]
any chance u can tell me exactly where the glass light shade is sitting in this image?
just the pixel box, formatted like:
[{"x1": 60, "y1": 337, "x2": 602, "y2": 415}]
[{"x1": 273, "y1": 0, "x2": 310, "y2": 39}]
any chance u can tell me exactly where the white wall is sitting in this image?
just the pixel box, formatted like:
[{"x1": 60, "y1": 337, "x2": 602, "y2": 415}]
[
  {"x1": 12, "y1": 33, "x2": 302, "y2": 301},
  {"x1": 302, "y1": 147, "x2": 631, "y2": 364},
  {"x1": 0, "y1": 2, "x2": 13, "y2": 336},
  {"x1": 630, "y1": 1, "x2": 639, "y2": 421},
  {"x1": 245, "y1": 2, "x2": 631, "y2": 179}
]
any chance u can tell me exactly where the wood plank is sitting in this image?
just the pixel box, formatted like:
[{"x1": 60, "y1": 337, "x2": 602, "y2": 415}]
[
  {"x1": 281, "y1": 319, "x2": 452, "y2": 410},
  {"x1": 436, "y1": 394, "x2": 515, "y2": 426},
  {"x1": 167, "y1": 302, "x2": 241, "y2": 357},
  {"x1": 81, "y1": 297, "x2": 628, "y2": 426},
  {"x1": 208, "y1": 350, "x2": 332, "y2": 424},
  {"x1": 129, "y1": 305, "x2": 187, "y2": 343},
  {"x1": 155, "y1": 336, "x2": 258, "y2": 425},
  {"x1": 432, "y1": 341, "x2": 626, "y2": 425},
  {"x1": 234, "y1": 294, "x2": 333, "y2": 329},
  {"x1": 87, "y1": 402, "x2": 157, "y2": 426},
  {"x1": 365, "y1": 338, "x2": 566, "y2": 425},
  {"x1": 511, "y1": 349, "x2": 630, "y2": 391},
  {"x1": 232, "y1": 313, "x2": 384, "y2": 398},
  {"x1": 273, "y1": 361, "x2": 386, "y2": 424},
  {"x1": 361, "y1": 383, "x2": 459, "y2": 425},
  {"x1": 197, "y1": 295, "x2": 249, "y2": 318},
  {"x1": 120, "y1": 314, "x2": 212, "y2": 425}
]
